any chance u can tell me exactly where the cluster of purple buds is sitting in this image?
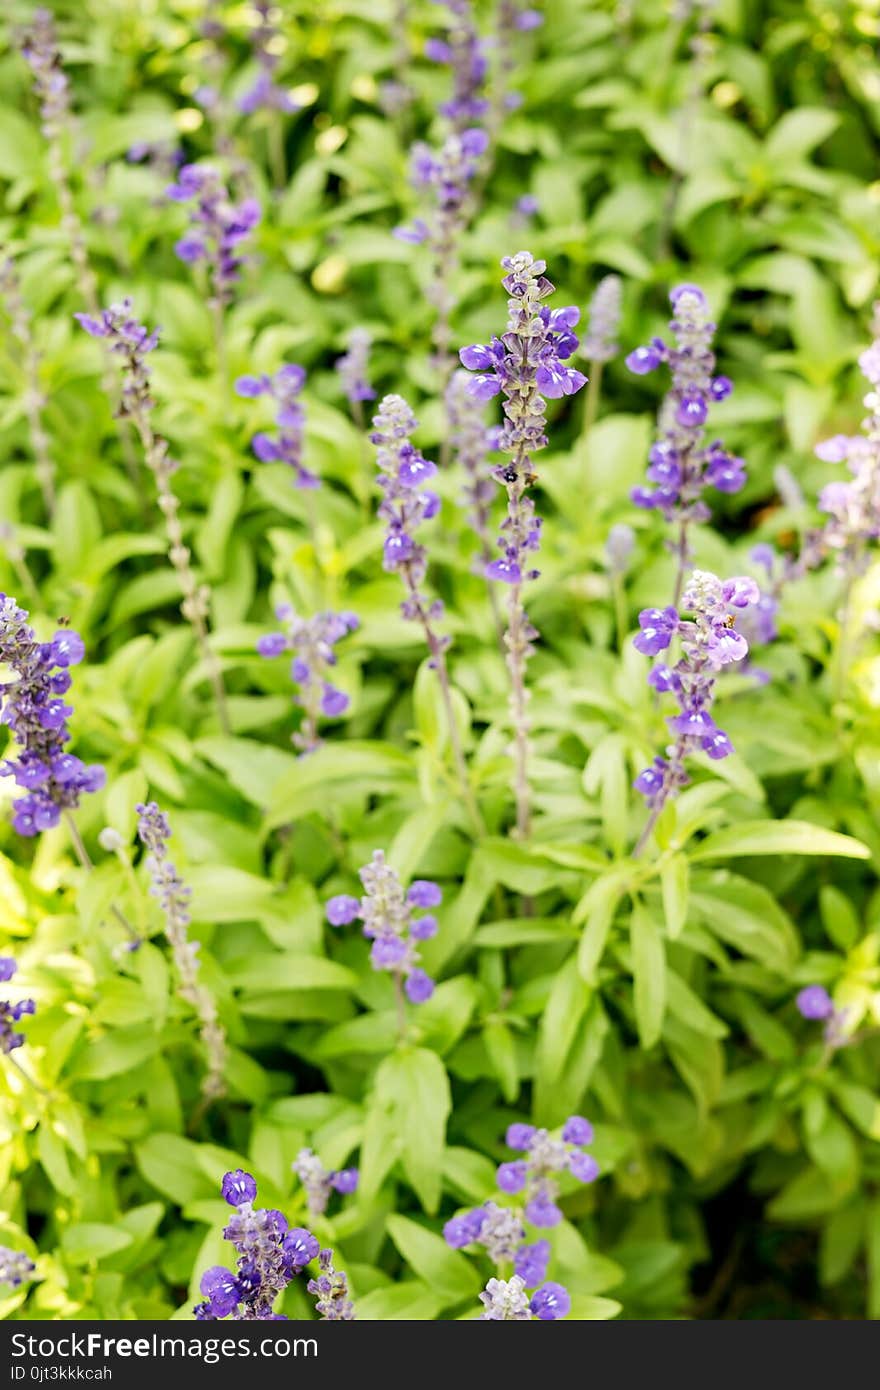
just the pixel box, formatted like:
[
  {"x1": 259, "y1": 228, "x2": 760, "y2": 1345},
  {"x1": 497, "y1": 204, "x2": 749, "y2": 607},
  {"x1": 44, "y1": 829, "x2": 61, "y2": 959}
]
[
  {"x1": 394, "y1": 127, "x2": 489, "y2": 247},
  {"x1": 583, "y1": 274, "x2": 622, "y2": 364},
  {"x1": 0, "y1": 596, "x2": 104, "y2": 837},
  {"x1": 293, "y1": 1148, "x2": 359, "y2": 1219},
  {"x1": 627, "y1": 285, "x2": 741, "y2": 517},
  {"x1": 796, "y1": 986, "x2": 850, "y2": 1050},
  {"x1": 307, "y1": 1249, "x2": 355, "y2": 1320},
  {"x1": 371, "y1": 395, "x2": 441, "y2": 598},
  {"x1": 18, "y1": 8, "x2": 70, "y2": 140},
  {"x1": 494, "y1": 3, "x2": 544, "y2": 116},
  {"x1": 0, "y1": 958, "x2": 36, "y2": 1055},
  {"x1": 478, "y1": 1274, "x2": 569, "y2": 1321},
  {"x1": 239, "y1": 1, "x2": 299, "y2": 114},
  {"x1": 194, "y1": 1170, "x2": 320, "y2": 1320},
  {"x1": 497, "y1": 1116, "x2": 599, "y2": 1225},
  {"x1": 74, "y1": 299, "x2": 159, "y2": 419},
  {"x1": 425, "y1": 1, "x2": 489, "y2": 129},
  {"x1": 335, "y1": 328, "x2": 375, "y2": 412},
  {"x1": 256, "y1": 606, "x2": 357, "y2": 753},
  {"x1": 458, "y1": 254, "x2": 585, "y2": 584},
  {"x1": 325, "y1": 851, "x2": 440, "y2": 1004},
  {"x1": 0, "y1": 1245, "x2": 35, "y2": 1289},
  {"x1": 632, "y1": 570, "x2": 759, "y2": 806},
  {"x1": 127, "y1": 141, "x2": 184, "y2": 184},
  {"x1": 166, "y1": 165, "x2": 260, "y2": 307},
  {"x1": 814, "y1": 340, "x2": 880, "y2": 576},
  {"x1": 236, "y1": 365, "x2": 315, "y2": 488}
]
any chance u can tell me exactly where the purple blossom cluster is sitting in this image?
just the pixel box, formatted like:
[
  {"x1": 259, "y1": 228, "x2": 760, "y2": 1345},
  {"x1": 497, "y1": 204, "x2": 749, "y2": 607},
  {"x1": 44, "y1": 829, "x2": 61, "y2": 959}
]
[
  {"x1": 583, "y1": 274, "x2": 622, "y2": 364},
  {"x1": 18, "y1": 8, "x2": 70, "y2": 142},
  {"x1": 815, "y1": 340, "x2": 880, "y2": 576},
  {"x1": 256, "y1": 606, "x2": 358, "y2": 753},
  {"x1": 335, "y1": 328, "x2": 375, "y2": 416},
  {"x1": 0, "y1": 957, "x2": 36, "y2": 1056},
  {"x1": 425, "y1": 1, "x2": 489, "y2": 129},
  {"x1": 166, "y1": 165, "x2": 260, "y2": 306},
  {"x1": 0, "y1": 596, "x2": 104, "y2": 837},
  {"x1": 74, "y1": 299, "x2": 160, "y2": 419},
  {"x1": 325, "y1": 851, "x2": 440, "y2": 1004},
  {"x1": 307, "y1": 1249, "x2": 355, "y2": 1320},
  {"x1": 371, "y1": 395, "x2": 441, "y2": 599},
  {"x1": 293, "y1": 1148, "x2": 359, "y2": 1219},
  {"x1": 478, "y1": 1274, "x2": 569, "y2": 1320},
  {"x1": 0, "y1": 1245, "x2": 35, "y2": 1289},
  {"x1": 444, "y1": 1115, "x2": 595, "y2": 1322},
  {"x1": 632, "y1": 571, "x2": 759, "y2": 838},
  {"x1": 627, "y1": 286, "x2": 740, "y2": 596},
  {"x1": 239, "y1": 2, "x2": 298, "y2": 114},
  {"x1": 194, "y1": 1170, "x2": 320, "y2": 1320},
  {"x1": 394, "y1": 126, "x2": 489, "y2": 250},
  {"x1": 236, "y1": 365, "x2": 315, "y2": 488}
]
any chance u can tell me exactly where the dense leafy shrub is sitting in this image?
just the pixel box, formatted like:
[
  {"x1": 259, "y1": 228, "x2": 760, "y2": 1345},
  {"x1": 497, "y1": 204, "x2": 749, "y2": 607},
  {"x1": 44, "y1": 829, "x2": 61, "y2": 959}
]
[{"x1": 1, "y1": 0, "x2": 880, "y2": 1322}]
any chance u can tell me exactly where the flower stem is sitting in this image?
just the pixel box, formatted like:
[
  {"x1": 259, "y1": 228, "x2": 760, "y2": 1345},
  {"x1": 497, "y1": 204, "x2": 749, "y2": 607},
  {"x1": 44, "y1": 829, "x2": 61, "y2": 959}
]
[{"x1": 580, "y1": 360, "x2": 603, "y2": 448}]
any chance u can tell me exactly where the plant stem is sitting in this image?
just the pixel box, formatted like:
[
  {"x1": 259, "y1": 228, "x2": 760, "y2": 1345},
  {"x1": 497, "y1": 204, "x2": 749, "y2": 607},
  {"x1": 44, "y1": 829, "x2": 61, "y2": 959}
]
[
  {"x1": 580, "y1": 359, "x2": 603, "y2": 448},
  {"x1": 64, "y1": 812, "x2": 140, "y2": 942},
  {"x1": 612, "y1": 571, "x2": 628, "y2": 654}
]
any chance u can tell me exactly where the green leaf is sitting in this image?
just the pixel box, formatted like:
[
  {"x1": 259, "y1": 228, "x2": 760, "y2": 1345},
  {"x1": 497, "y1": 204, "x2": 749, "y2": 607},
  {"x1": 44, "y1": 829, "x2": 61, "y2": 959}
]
[
  {"x1": 575, "y1": 873, "x2": 625, "y2": 983},
  {"x1": 666, "y1": 971, "x2": 728, "y2": 1039},
  {"x1": 536, "y1": 956, "x2": 591, "y2": 1087},
  {"x1": 374, "y1": 1048, "x2": 451, "y2": 1213},
  {"x1": 630, "y1": 902, "x2": 666, "y2": 1048},
  {"x1": 134, "y1": 1134, "x2": 214, "y2": 1205},
  {"x1": 660, "y1": 853, "x2": 689, "y2": 939},
  {"x1": 819, "y1": 1200, "x2": 865, "y2": 1287},
  {"x1": 187, "y1": 866, "x2": 277, "y2": 922},
  {"x1": 266, "y1": 742, "x2": 414, "y2": 827},
  {"x1": 386, "y1": 1215, "x2": 480, "y2": 1305},
  {"x1": 355, "y1": 1281, "x2": 444, "y2": 1321},
  {"x1": 61, "y1": 1224, "x2": 134, "y2": 1265},
  {"x1": 763, "y1": 108, "x2": 840, "y2": 166},
  {"x1": 225, "y1": 953, "x2": 357, "y2": 993},
  {"x1": 690, "y1": 820, "x2": 870, "y2": 863}
]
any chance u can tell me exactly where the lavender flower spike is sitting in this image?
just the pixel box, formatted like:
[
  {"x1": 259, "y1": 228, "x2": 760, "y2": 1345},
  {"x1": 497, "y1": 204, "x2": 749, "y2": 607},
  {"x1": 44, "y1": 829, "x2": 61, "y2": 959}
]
[
  {"x1": 325, "y1": 850, "x2": 440, "y2": 1026},
  {"x1": 627, "y1": 284, "x2": 741, "y2": 604},
  {"x1": 458, "y1": 252, "x2": 586, "y2": 838},
  {"x1": 426, "y1": 1, "x2": 490, "y2": 131},
  {"x1": 394, "y1": 127, "x2": 489, "y2": 382},
  {"x1": 307, "y1": 1248, "x2": 355, "y2": 1320},
  {"x1": 257, "y1": 607, "x2": 357, "y2": 753},
  {"x1": 0, "y1": 596, "x2": 104, "y2": 837},
  {"x1": 632, "y1": 569, "x2": 759, "y2": 855},
  {"x1": 76, "y1": 302, "x2": 229, "y2": 733},
  {"x1": 235, "y1": 365, "x2": 316, "y2": 490},
  {"x1": 372, "y1": 395, "x2": 483, "y2": 831},
  {"x1": 294, "y1": 1148, "x2": 359, "y2": 1219},
  {"x1": 335, "y1": 328, "x2": 376, "y2": 427},
  {"x1": 194, "y1": 1170, "x2": 319, "y2": 1319},
  {"x1": 136, "y1": 802, "x2": 227, "y2": 1102}
]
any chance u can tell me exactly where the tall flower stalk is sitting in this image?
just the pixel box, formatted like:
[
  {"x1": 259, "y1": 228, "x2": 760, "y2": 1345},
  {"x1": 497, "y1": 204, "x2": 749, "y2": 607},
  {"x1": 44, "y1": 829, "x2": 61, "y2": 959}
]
[
  {"x1": 446, "y1": 368, "x2": 504, "y2": 644},
  {"x1": 0, "y1": 253, "x2": 55, "y2": 515},
  {"x1": 256, "y1": 606, "x2": 358, "y2": 754},
  {"x1": 76, "y1": 302, "x2": 230, "y2": 733},
  {"x1": 458, "y1": 252, "x2": 586, "y2": 838},
  {"x1": 631, "y1": 569, "x2": 759, "y2": 856},
  {"x1": 371, "y1": 395, "x2": 483, "y2": 831},
  {"x1": 627, "y1": 284, "x2": 740, "y2": 607},
  {"x1": 136, "y1": 802, "x2": 227, "y2": 1103},
  {"x1": 18, "y1": 9, "x2": 136, "y2": 476}
]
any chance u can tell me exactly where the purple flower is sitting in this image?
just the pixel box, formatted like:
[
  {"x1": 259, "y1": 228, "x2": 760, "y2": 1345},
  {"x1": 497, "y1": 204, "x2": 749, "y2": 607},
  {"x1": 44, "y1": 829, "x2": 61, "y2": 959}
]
[
  {"x1": 257, "y1": 606, "x2": 356, "y2": 752},
  {"x1": 221, "y1": 1170, "x2": 257, "y2": 1207},
  {"x1": 408, "y1": 880, "x2": 442, "y2": 908},
  {"x1": 796, "y1": 985, "x2": 834, "y2": 1021},
  {"x1": 0, "y1": 598, "x2": 104, "y2": 837},
  {"x1": 283, "y1": 1229, "x2": 320, "y2": 1271},
  {"x1": 506, "y1": 1123, "x2": 537, "y2": 1150},
  {"x1": 530, "y1": 1282, "x2": 570, "y2": 1320},
  {"x1": 444, "y1": 1209, "x2": 486, "y2": 1248},
  {"x1": 626, "y1": 345, "x2": 661, "y2": 374},
  {"x1": 569, "y1": 1152, "x2": 600, "y2": 1183},
  {"x1": 326, "y1": 895, "x2": 361, "y2": 927},
  {"x1": 633, "y1": 606, "x2": 678, "y2": 656},
  {"x1": 561, "y1": 1115, "x2": 593, "y2": 1145},
  {"x1": 0, "y1": 1247, "x2": 35, "y2": 1290},
  {"x1": 330, "y1": 1168, "x2": 359, "y2": 1195},
  {"x1": 0, "y1": 959, "x2": 16, "y2": 983},
  {"x1": 238, "y1": 363, "x2": 316, "y2": 490},
  {"x1": 497, "y1": 1161, "x2": 528, "y2": 1194},
  {"x1": 525, "y1": 1196, "x2": 562, "y2": 1228},
  {"x1": 0, "y1": 956, "x2": 35, "y2": 1056},
  {"x1": 200, "y1": 1266, "x2": 241, "y2": 1318},
  {"x1": 409, "y1": 914, "x2": 438, "y2": 941},
  {"x1": 166, "y1": 165, "x2": 260, "y2": 307},
  {"x1": 404, "y1": 969, "x2": 435, "y2": 1003},
  {"x1": 335, "y1": 327, "x2": 375, "y2": 412},
  {"x1": 514, "y1": 1240, "x2": 550, "y2": 1288}
]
